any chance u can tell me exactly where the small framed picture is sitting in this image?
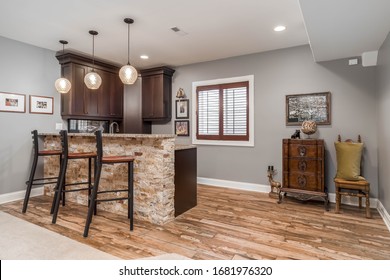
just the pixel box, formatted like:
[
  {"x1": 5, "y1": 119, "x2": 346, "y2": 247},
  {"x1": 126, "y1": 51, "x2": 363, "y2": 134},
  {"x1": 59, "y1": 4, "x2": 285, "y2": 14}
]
[
  {"x1": 0, "y1": 92, "x2": 26, "y2": 113},
  {"x1": 175, "y1": 120, "x2": 189, "y2": 136},
  {"x1": 176, "y1": 99, "x2": 189, "y2": 119},
  {"x1": 29, "y1": 95, "x2": 54, "y2": 114}
]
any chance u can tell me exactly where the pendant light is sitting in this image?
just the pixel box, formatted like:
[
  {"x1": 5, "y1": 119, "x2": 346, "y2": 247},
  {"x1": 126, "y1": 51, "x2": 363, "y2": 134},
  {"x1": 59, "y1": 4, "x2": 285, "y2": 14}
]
[
  {"x1": 119, "y1": 18, "x2": 138, "y2": 85},
  {"x1": 84, "y1": 30, "x2": 102, "y2": 90},
  {"x1": 55, "y1": 40, "x2": 72, "y2": 94}
]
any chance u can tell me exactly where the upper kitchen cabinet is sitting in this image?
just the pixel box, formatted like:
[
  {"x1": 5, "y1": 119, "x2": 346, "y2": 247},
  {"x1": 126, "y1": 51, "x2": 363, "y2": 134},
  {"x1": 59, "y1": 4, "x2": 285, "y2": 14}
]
[
  {"x1": 141, "y1": 66, "x2": 175, "y2": 122},
  {"x1": 56, "y1": 52, "x2": 123, "y2": 120}
]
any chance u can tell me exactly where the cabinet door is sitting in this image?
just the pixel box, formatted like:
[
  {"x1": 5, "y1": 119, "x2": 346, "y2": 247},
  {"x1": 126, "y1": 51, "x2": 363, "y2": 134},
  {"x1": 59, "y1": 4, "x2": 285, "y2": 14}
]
[
  {"x1": 85, "y1": 67, "x2": 100, "y2": 116},
  {"x1": 109, "y1": 74, "x2": 123, "y2": 118},
  {"x1": 71, "y1": 64, "x2": 89, "y2": 116},
  {"x1": 142, "y1": 75, "x2": 162, "y2": 119},
  {"x1": 97, "y1": 69, "x2": 110, "y2": 117}
]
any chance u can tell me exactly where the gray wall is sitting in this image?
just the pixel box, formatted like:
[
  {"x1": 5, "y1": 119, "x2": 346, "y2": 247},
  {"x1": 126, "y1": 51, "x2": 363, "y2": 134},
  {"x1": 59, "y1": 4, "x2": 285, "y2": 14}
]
[
  {"x1": 377, "y1": 32, "x2": 390, "y2": 212},
  {"x1": 153, "y1": 45, "x2": 378, "y2": 196},
  {"x1": 0, "y1": 36, "x2": 63, "y2": 195}
]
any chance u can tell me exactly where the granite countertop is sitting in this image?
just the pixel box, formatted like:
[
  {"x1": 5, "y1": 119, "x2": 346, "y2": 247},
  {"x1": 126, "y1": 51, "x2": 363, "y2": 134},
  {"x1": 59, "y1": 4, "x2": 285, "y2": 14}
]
[
  {"x1": 175, "y1": 144, "x2": 197, "y2": 151},
  {"x1": 39, "y1": 132, "x2": 175, "y2": 139},
  {"x1": 40, "y1": 133, "x2": 196, "y2": 149}
]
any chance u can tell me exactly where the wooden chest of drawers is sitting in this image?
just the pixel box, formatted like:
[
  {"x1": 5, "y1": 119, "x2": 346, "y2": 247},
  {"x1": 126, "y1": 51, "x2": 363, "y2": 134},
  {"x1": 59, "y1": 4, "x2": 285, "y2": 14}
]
[{"x1": 279, "y1": 139, "x2": 328, "y2": 209}]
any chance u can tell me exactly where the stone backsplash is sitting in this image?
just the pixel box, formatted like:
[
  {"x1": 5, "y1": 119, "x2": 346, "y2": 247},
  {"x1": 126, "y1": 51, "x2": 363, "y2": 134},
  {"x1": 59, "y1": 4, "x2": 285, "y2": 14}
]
[{"x1": 43, "y1": 134, "x2": 175, "y2": 225}]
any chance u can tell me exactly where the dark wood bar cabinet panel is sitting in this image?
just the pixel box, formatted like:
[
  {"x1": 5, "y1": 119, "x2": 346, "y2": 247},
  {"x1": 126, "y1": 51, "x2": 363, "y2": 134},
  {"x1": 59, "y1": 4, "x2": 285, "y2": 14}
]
[{"x1": 175, "y1": 147, "x2": 197, "y2": 217}]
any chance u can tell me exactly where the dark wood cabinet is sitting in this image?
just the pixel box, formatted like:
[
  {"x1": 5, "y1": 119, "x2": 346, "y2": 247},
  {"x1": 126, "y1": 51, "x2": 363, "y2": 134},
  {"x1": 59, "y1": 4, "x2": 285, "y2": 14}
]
[
  {"x1": 56, "y1": 52, "x2": 123, "y2": 120},
  {"x1": 175, "y1": 147, "x2": 197, "y2": 216},
  {"x1": 141, "y1": 66, "x2": 175, "y2": 122},
  {"x1": 123, "y1": 82, "x2": 151, "y2": 134},
  {"x1": 280, "y1": 139, "x2": 328, "y2": 208}
]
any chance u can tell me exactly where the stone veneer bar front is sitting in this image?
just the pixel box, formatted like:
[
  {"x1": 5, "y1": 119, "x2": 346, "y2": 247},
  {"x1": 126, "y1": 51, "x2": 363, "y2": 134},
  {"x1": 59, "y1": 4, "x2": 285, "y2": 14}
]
[{"x1": 40, "y1": 133, "x2": 175, "y2": 225}]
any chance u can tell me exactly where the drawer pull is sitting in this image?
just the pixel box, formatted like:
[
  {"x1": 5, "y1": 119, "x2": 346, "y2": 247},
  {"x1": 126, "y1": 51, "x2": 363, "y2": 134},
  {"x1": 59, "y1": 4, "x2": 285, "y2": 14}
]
[
  {"x1": 298, "y1": 160, "x2": 307, "y2": 171},
  {"x1": 298, "y1": 146, "x2": 306, "y2": 156},
  {"x1": 297, "y1": 175, "x2": 307, "y2": 188}
]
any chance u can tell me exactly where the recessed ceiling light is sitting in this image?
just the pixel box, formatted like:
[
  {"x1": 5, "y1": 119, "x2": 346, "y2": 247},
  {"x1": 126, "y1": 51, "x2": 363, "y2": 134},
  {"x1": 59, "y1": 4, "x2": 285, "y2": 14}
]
[
  {"x1": 274, "y1": 25, "x2": 286, "y2": 32},
  {"x1": 140, "y1": 55, "x2": 149, "y2": 59}
]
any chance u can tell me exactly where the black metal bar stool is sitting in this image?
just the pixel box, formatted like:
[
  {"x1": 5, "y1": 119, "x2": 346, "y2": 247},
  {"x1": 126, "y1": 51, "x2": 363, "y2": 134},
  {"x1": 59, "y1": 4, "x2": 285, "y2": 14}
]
[
  {"x1": 51, "y1": 130, "x2": 97, "y2": 224},
  {"x1": 23, "y1": 130, "x2": 62, "y2": 213},
  {"x1": 83, "y1": 129, "x2": 134, "y2": 237}
]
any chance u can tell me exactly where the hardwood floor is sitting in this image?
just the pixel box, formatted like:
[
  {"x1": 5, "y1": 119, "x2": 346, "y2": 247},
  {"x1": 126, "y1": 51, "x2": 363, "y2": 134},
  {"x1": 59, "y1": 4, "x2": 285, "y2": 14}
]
[{"x1": 1, "y1": 184, "x2": 390, "y2": 260}]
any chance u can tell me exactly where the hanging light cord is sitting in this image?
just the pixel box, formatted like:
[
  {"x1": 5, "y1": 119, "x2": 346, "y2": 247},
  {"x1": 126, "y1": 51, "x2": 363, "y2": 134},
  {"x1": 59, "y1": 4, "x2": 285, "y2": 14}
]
[
  {"x1": 59, "y1": 40, "x2": 68, "y2": 78},
  {"x1": 92, "y1": 34, "x2": 95, "y2": 71},
  {"x1": 127, "y1": 22, "x2": 130, "y2": 65},
  {"x1": 61, "y1": 43, "x2": 65, "y2": 78}
]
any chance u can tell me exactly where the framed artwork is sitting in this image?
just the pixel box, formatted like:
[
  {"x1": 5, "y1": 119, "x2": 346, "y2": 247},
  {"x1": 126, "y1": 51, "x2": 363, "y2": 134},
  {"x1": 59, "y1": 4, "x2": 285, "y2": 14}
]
[
  {"x1": 175, "y1": 120, "x2": 189, "y2": 136},
  {"x1": 0, "y1": 92, "x2": 26, "y2": 113},
  {"x1": 286, "y1": 92, "x2": 331, "y2": 125},
  {"x1": 176, "y1": 99, "x2": 189, "y2": 119},
  {"x1": 29, "y1": 95, "x2": 54, "y2": 114}
]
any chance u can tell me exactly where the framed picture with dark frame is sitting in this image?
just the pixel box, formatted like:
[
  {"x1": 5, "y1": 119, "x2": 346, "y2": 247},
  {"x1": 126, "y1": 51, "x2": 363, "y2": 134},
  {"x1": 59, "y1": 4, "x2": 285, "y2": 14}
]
[
  {"x1": 286, "y1": 92, "x2": 331, "y2": 125},
  {"x1": 175, "y1": 120, "x2": 189, "y2": 136},
  {"x1": 0, "y1": 92, "x2": 26, "y2": 113},
  {"x1": 176, "y1": 99, "x2": 189, "y2": 119},
  {"x1": 29, "y1": 95, "x2": 54, "y2": 114}
]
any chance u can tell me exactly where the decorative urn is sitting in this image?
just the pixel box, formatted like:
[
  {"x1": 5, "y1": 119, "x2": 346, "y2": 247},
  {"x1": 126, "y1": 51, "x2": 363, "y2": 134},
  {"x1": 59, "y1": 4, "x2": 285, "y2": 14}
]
[{"x1": 301, "y1": 120, "x2": 317, "y2": 137}]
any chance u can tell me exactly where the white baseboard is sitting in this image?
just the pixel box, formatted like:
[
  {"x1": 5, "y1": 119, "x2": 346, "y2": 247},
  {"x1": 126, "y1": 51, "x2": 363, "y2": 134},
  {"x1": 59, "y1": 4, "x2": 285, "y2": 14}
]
[
  {"x1": 0, "y1": 187, "x2": 44, "y2": 205},
  {"x1": 377, "y1": 200, "x2": 390, "y2": 232},
  {"x1": 197, "y1": 177, "x2": 270, "y2": 193}
]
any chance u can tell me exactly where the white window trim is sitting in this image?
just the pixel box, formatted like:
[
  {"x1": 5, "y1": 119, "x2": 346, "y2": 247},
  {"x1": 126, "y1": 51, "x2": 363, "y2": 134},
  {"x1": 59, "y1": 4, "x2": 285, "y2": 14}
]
[{"x1": 192, "y1": 75, "x2": 254, "y2": 147}]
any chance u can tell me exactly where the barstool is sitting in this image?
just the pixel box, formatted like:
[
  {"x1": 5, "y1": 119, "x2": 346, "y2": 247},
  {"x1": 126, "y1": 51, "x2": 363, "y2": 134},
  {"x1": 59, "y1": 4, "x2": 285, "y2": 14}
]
[
  {"x1": 83, "y1": 129, "x2": 134, "y2": 237},
  {"x1": 51, "y1": 130, "x2": 97, "y2": 224},
  {"x1": 23, "y1": 130, "x2": 62, "y2": 213}
]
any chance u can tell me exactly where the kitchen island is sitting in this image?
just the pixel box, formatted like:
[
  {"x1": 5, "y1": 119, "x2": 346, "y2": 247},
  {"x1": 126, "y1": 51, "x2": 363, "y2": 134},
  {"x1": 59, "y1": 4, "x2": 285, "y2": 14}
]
[{"x1": 40, "y1": 133, "x2": 185, "y2": 225}]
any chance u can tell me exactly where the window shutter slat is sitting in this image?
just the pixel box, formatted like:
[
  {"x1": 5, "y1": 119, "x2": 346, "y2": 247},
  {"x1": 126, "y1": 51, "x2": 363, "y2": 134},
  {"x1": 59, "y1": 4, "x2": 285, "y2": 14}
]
[{"x1": 198, "y1": 89, "x2": 220, "y2": 135}]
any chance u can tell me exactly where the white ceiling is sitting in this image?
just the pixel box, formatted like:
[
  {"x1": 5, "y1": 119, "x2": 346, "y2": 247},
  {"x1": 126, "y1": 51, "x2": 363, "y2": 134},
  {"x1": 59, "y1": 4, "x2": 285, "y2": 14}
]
[
  {"x1": 300, "y1": 0, "x2": 390, "y2": 62},
  {"x1": 0, "y1": 0, "x2": 389, "y2": 69}
]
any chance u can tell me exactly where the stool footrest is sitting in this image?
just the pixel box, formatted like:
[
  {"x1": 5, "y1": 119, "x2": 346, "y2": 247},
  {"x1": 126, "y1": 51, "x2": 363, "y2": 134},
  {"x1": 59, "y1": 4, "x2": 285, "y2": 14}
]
[
  {"x1": 63, "y1": 187, "x2": 92, "y2": 193},
  {"x1": 64, "y1": 182, "x2": 90, "y2": 187},
  {"x1": 97, "y1": 189, "x2": 128, "y2": 194},
  {"x1": 96, "y1": 197, "x2": 129, "y2": 202},
  {"x1": 26, "y1": 177, "x2": 59, "y2": 185},
  {"x1": 30, "y1": 181, "x2": 58, "y2": 186}
]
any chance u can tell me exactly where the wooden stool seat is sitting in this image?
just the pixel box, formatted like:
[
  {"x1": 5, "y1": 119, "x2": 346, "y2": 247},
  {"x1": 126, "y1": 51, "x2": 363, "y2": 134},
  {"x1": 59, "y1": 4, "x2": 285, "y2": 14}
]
[
  {"x1": 102, "y1": 156, "x2": 135, "y2": 164},
  {"x1": 334, "y1": 178, "x2": 369, "y2": 186},
  {"x1": 68, "y1": 152, "x2": 97, "y2": 159},
  {"x1": 37, "y1": 150, "x2": 62, "y2": 156}
]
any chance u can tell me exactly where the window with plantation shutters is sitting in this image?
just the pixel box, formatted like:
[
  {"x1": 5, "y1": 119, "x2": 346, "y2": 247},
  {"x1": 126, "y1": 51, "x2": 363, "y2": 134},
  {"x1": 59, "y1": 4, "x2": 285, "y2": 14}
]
[{"x1": 196, "y1": 81, "x2": 249, "y2": 141}]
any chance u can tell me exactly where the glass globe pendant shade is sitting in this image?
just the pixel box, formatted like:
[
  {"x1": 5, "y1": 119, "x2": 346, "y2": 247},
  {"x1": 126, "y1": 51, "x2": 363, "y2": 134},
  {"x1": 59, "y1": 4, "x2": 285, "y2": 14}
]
[
  {"x1": 119, "y1": 64, "x2": 138, "y2": 84},
  {"x1": 55, "y1": 40, "x2": 72, "y2": 94},
  {"x1": 55, "y1": 77, "x2": 72, "y2": 93},
  {"x1": 84, "y1": 71, "x2": 102, "y2": 90}
]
